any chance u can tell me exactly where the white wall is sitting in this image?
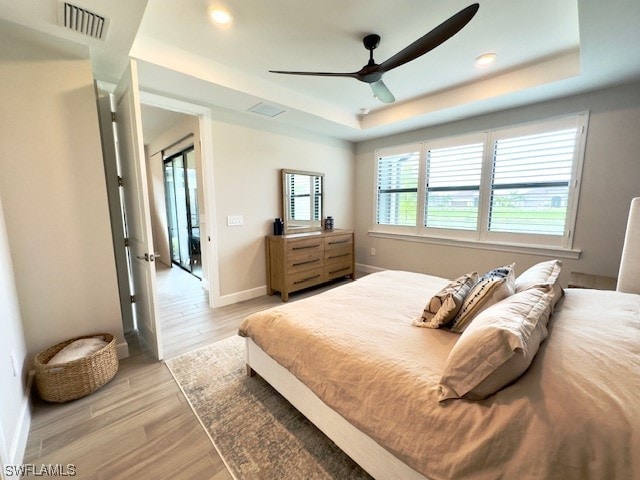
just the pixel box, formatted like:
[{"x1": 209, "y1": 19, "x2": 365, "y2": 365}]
[
  {"x1": 354, "y1": 81, "x2": 640, "y2": 284},
  {"x1": 209, "y1": 111, "x2": 355, "y2": 298},
  {"x1": 0, "y1": 20, "x2": 124, "y2": 359},
  {"x1": 0, "y1": 196, "x2": 29, "y2": 475}
]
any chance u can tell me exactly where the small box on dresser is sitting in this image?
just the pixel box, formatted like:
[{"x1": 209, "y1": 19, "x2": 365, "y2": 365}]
[{"x1": 266, "y1": 229, "x2": 355, "y2": 301}]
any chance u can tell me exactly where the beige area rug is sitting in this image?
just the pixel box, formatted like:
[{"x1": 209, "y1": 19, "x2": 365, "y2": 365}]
[{"x1": 166, "y1": 335, "x2": 372, "y2": 479}]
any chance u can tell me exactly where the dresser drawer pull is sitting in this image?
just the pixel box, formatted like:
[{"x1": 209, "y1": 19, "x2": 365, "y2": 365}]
[
  {"x1": 292, "y1": 244, "x2": 321, "y2": 250},
  {"x1": 328, "y1": 239, "x2": 350, "y2": 245},
  {"x1": 329, "y1": 267, "x2": 350, "y2": 275},
  {"x1": 294, "y1": 274, "x2": 321, "y2": 285},
  {"x1": 292, "y1": 259, "x2": 320, "y2": 267},
  {"x1": 328, "y1": 253, "x2": 350, "y2": 260}
]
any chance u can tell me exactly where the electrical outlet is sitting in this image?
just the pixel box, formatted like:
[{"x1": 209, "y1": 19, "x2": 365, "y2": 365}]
[
  {"x1": 370, "y1": 248, "x2": 376, "y2": 256},
  {"x1": 226, "y1": 215, "x2": 244, "y2": 226}
]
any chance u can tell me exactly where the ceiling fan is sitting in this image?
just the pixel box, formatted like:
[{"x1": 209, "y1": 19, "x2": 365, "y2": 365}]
[{"x1": 269, "y1": 3, "x2": 480, "y2": 104}]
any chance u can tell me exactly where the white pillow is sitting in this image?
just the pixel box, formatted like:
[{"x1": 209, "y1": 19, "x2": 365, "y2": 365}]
[
  {"x1": 515, "y1": 259, "x2": 563, "y2": 308},
  {"x1": 439, "y1": 285, "x2": 554, "y2": 401},
  {"x1": 48, "y1": 337, "x2": 108, "y2": 365}
]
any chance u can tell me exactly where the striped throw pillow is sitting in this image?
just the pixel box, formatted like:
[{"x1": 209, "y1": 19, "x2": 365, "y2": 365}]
[
  {"x1": 449, "y1": 264, "x2": 515, "y2": 333},
  {"x1": 414, "y1": 272, "x2": 478, "y2": 328}
]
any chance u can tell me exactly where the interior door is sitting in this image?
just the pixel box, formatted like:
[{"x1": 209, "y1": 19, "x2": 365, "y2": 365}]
[
  {"x1": 114, "y1": 59, "x2": 163, "y2": 360},
  {"x1": 96, "y1": 91, "x2": 135, "y2": 334}
]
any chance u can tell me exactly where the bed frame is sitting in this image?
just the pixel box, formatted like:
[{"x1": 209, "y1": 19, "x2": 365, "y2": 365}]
[
  {"x1": 245, "y1": 338, "x2": 428, "y2": 480},
  {"x1": 246, "y1": 198, "x2": 640, "y2": 479}
]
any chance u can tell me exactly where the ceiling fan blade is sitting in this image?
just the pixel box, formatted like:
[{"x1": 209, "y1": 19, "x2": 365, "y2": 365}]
[
  {"x1": 379, "y1": 3, "x2": 479, "y2": 73},
  {"x1": 370, "y1": 80, "x2": 395, "y2": 103},
  {"x1": 269, "y1": 70, "x2": 359, "y2": 79}
]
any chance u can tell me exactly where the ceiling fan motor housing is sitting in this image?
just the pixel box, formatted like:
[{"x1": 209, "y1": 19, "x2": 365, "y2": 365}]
[
  {"x1": 361, "y1": 34, "x2": 382, "y2": 83},
  {"x1": 363, "y1": 34, "x2": 380, "y2": 51}
]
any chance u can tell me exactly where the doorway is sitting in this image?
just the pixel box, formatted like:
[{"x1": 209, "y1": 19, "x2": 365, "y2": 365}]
[
  {"x1": 137, "y1": 98, "x2": 219, "y2": 359},
  {"x1": 163, "y1": 147, "x2": 202, "y2": 279}
]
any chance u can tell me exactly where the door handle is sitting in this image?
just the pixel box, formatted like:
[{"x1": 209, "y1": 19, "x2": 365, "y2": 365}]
[{"x1": 136, "y1": 253, "x2": 155, "y2": 262}]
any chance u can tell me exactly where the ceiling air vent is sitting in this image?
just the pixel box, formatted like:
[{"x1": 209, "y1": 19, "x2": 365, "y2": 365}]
[
  {"x1": 248, "y1": 103, "x2": 286, "y2": 118},
  {"x1": 58, "y1": 2, "x2": 110, "y2": 40}
]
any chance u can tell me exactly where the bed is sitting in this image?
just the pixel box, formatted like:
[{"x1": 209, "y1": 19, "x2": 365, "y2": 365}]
[{"x1": 238, "y1": 204, "x2": 640, "y2": 480}]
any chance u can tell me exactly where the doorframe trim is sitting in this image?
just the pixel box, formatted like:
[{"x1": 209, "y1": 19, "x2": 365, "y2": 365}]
[{"x1": 138, "y1": 91, "x2": 222, "y2": 308}]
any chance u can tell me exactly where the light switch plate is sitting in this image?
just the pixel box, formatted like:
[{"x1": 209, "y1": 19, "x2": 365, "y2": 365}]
[{"x1": 227, "y1": 215, "x2": 244, "y2": 226}]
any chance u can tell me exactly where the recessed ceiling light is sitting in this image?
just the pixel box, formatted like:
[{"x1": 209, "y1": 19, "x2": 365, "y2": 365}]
[
  {"x1": 475, "y1": 53, "x2": 497, "y2": 67},
  {"x1": 359, "y1": 108, "x2": 370, "y2": 115},
  {"x1": 208, "y1": 5, "x2": 233, "y2": 28}
]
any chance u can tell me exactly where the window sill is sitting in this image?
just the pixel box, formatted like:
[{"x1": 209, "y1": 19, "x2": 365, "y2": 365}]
[{"x1": 367, "y1": 230, "x2": 581, "y2": 259}]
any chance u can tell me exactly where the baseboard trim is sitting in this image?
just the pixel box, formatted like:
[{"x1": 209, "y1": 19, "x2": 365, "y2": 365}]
[
  {"x1": 212, "y1": 271, "x2": 384, "y2": 308},
  {"x1": 214, "y1": 286, "x2": 267, "y2": 308},
  {"x1": 7, "y1": 370, "x2": 33, "y2": 471},
  {"x1": 355, "y1": 263, "x2": 387, "y2": 274},
  {"x1": 116, "y1": 341, "x2": 130, "y2": 359}
]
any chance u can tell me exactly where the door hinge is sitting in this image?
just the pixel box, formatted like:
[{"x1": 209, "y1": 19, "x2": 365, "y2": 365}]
[
  {"x1": 124, "y1": 237, "x2": 130, "y2": 247},
  {"x1": 117, "y1": 176, "x2": 123, "y2": 187},
  {"x1": 111, "y1": 111, "x2": 117, "y2": 122},
  {"x1": 130, "y1": 295, "x2": 136, "y2": 303}
]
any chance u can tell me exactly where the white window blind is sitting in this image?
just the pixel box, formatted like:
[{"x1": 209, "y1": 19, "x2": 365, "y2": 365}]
[
  {"x1": 313, "y1": 174, "x2": 322, "y2": 221},
  {"x1": 424, "y1": 142, "x2": 483, "y2": 230},
  {"x1": 489, "y1": 128, "x2": 577, "y2": 235},
  {"x1": 372, "y1": 114, "x2": 586, "y2": 250},
  {"x1": 376, "y1": 150, "x2": 420, "y2": 226}
]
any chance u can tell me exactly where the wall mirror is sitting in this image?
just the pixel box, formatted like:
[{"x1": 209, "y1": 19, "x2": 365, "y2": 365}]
[{"x1": 281, "y1": 169, "x2": 324, "y2": 234}]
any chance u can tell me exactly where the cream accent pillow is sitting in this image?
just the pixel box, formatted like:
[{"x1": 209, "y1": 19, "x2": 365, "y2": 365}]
[
  {"x1": 438, "y1": 285, "x2": 554, "y2": 401},
  {"x1": 48, "y1": 337, "x2": 108, "y2": 365},
  {"x1": 449, "y1": 264, "x2": 515, "y2": 333},
  {"x1": 515, "y1": 259, "x2": 564, "y2": 308},
  {"x1": 414, "y1": 272, "x2": 478, "y2": 329}
]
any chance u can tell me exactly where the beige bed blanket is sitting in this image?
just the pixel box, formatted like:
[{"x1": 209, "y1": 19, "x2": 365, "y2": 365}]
[{"x1": 239, "y1": 270, "x2": 640, "y2": 480}]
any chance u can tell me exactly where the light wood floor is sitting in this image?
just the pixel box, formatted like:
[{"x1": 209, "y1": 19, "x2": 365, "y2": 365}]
[
  {"x1": 156, "y1": 263, "x2": 285, "y2": 360},
  {"x1": 23, "y1": 263, "x2": 358, "y2": 479}
]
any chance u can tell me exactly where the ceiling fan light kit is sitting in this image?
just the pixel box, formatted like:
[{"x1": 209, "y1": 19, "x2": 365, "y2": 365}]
[{"x1": 269, "y1": 3, "x2": 480, "y2": 104}]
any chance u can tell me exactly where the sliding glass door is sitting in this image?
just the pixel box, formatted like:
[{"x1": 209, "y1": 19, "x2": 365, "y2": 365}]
[{"x1": 164, "y1": 148, "x2": 201, "y2": 278}]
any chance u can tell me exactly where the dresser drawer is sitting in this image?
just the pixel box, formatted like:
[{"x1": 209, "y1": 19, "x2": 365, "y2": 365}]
[
  {"x1": 324, "y1": 234, "x2": 352, "y2": 250},
  {"x1": 325, "y1": 261, "x2": 353, "y2": 281},
  {"x1": 286, "y1": 250, "x2": 323, "y2": 273},
  {"x1": 286, "y1": 237, "x2": 323, "y2": 255},
  {"x1": 325, "y1": 245, "x2": 352, "y2": 265},
  {"x1": 286, "y1": 268, "x2": 324, "y2": 291}
]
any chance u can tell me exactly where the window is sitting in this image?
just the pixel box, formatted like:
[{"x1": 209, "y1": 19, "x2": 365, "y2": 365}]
[
  {"x1": 424, "y1": 137, "x2": 484, "y2": 232},
  {"x1": 376, "y1": 147, "x2": 420, "y2": 226},
  {"x1": 489, "y1": 128, "x2": 575, "y2": 236},
  {"x1": 373, "y1": 114, "x2": 587, "y2": 250}
]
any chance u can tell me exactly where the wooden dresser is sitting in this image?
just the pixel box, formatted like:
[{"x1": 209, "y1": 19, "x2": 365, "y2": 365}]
[{"x1": 266, "y1": 229, "x2": 355, "y2": 301}]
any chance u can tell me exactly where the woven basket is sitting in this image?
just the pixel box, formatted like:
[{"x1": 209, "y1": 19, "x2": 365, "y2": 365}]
[{"x1": 34, "y1": 333, "x2": 119, "y2": 403}]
